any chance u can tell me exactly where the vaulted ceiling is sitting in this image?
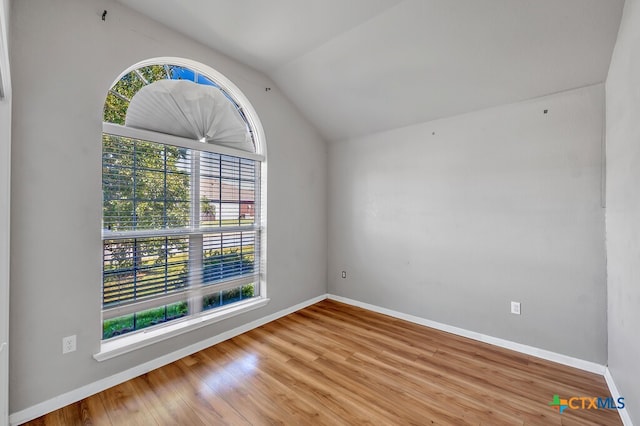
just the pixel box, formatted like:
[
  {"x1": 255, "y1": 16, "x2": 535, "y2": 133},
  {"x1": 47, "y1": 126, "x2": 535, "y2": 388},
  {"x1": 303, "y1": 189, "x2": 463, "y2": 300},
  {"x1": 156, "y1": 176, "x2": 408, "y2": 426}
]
[{"x1": 118, "y1": 0, "x2": 624, "y2": 142}]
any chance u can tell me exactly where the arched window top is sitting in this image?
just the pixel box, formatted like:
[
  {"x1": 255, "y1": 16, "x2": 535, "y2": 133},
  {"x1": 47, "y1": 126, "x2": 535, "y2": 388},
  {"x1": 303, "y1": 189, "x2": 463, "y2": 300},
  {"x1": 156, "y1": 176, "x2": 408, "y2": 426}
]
[{"x1": 104, "y1": 60, "x2": 264, "y2": 155}]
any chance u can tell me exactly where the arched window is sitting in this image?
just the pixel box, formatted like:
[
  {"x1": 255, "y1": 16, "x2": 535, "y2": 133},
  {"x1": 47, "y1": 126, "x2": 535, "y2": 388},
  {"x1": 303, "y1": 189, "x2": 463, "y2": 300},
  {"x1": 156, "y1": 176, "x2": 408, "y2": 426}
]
[{"x1": 100, "y1": 60, "x2": 266, "y2": 346}]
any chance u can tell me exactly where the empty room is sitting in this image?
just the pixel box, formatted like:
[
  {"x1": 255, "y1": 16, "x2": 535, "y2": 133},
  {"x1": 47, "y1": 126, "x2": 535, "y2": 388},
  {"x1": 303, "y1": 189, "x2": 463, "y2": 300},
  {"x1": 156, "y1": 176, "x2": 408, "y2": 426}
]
[{"x1": 1, "y1": 0, "x2": 639, "y2": 424}]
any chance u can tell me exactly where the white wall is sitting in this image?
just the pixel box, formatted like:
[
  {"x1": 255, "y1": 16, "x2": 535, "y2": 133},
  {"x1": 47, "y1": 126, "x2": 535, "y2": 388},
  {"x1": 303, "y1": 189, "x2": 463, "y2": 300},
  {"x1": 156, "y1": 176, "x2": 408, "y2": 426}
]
[
  {"x1": 329, "y1": 84, "x2": 607, "y2": 363},
  {"x1": 605, "y1": 0, "x2": 640, "y2": 423},
  {"x1": 0, "y1": 0, "x2": 10, "y2": 424},
  {"x1": 9, "y1": 0, "x2": 327, "y2": 414}
]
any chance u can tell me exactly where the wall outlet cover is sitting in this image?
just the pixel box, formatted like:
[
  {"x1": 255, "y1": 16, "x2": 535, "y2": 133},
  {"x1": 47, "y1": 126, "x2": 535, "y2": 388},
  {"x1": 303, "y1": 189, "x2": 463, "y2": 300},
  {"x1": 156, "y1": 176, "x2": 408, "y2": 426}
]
[{"x1": 62, "y1": 335, "x2": 77, "y2": 354}]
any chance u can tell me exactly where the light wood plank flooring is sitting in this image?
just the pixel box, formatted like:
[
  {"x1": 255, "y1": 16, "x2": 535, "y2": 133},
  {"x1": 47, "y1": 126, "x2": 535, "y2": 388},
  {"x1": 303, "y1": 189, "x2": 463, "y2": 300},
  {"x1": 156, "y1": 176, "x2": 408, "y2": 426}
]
[{"x1": 25, "y1": 300, "x2": 622, "y2": 425}]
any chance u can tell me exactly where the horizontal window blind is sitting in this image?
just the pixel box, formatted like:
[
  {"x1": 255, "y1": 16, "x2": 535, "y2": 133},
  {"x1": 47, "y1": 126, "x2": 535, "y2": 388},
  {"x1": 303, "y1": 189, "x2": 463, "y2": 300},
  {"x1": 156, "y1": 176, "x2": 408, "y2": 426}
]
[
  {"x1": 103, "y1": 236, "x2": 189, "y2": 308},
  {"x1": 102, "y1": 132, "x2": 261, "y2": 339},
  {"x1": 203, "y1": 231, "x2": 256, "y2": 284},
  {"x1": 103, "y1": 135, "x2": 191, "y2": 231}
]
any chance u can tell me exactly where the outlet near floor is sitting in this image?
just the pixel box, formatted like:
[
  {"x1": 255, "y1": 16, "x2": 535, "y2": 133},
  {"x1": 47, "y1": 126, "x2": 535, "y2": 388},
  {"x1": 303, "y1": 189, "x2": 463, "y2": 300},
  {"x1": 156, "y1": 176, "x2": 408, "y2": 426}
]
[{"x1": 510, "y1": 301, "x2": 521, "y2": 315}]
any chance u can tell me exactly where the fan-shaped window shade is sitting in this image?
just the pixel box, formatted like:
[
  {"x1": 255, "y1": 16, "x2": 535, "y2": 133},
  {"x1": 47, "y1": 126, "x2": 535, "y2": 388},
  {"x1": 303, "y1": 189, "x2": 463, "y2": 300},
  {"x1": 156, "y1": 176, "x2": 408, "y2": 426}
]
[{"x1": 125, "y1": 79, "x2": 254, "y2": 153}]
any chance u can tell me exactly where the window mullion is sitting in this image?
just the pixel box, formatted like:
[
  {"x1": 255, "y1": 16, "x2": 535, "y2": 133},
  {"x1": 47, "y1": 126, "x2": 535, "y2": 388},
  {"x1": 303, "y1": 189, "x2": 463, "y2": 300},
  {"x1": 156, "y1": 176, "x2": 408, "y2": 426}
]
[
  {"x1": 189, "y1": 151, "x2": 203, "y2": 315},
  {"x1": 191, "y1": 150, "x2": 200, "y2": 229},
  {"x1": 163, "y1": 145, "x2": 168, "y2": 229},
  {"x1": 188, "y1": 233, "x2": 203, "y2": 315},
  {"x1": 218, "y1": 156, "x2": 222, "y2": 228},
  {"x1": 132, "y1": 140, "x2": 138, "y2": 230}
]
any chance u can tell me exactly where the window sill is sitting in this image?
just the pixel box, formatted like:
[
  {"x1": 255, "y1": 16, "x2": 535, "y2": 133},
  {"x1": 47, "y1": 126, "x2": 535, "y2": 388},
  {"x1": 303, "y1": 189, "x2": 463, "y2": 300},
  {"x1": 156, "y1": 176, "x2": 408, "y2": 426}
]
[{"x1": 94, "y1": 297, "x2": 270, "y2": 362}]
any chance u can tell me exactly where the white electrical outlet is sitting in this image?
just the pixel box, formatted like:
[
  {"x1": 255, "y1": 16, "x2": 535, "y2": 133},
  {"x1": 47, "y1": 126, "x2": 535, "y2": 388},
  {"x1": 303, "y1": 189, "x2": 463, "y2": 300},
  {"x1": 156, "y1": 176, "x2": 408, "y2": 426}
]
[
  {"x1": 341, "y1": 271, "x2": 347, "y2": 279},
  {"x1": 511, "y1": 301, "x2": 521, "y2": 315},
  {"x1": 62, "y1": 335, "x2": 76, "y2": 354}
]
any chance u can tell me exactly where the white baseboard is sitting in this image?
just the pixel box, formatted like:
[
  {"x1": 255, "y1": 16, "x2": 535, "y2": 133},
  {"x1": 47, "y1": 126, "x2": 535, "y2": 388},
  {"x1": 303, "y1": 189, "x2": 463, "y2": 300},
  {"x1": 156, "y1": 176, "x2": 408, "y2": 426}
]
[
  {"x1": 11, "y1": 293, "x2": 626, "y2": 425},
  {"x1": 327, "y1": 294, "x2": 606, "y2": 375},
  {"x1": 605, "y1": 368, "x2": 635, "y2": 426},
  {"x1": 8, "y1": 294, "x2": 327, "y2": 426}
]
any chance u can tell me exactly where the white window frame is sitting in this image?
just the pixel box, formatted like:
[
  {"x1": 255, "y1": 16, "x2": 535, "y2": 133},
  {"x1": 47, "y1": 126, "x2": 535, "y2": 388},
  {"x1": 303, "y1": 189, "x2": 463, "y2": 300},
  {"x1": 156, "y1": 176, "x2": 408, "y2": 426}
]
[{"x1": 95, "y1": 59, "x2": 268, "y2": 361}]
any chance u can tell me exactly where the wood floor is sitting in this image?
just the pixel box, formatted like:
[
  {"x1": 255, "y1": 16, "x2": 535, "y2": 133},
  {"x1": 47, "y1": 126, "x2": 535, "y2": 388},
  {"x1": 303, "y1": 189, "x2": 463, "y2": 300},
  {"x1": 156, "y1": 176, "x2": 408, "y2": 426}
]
[{"x1": 25, "y1": 300, "x2": 621, "y2": 425}]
